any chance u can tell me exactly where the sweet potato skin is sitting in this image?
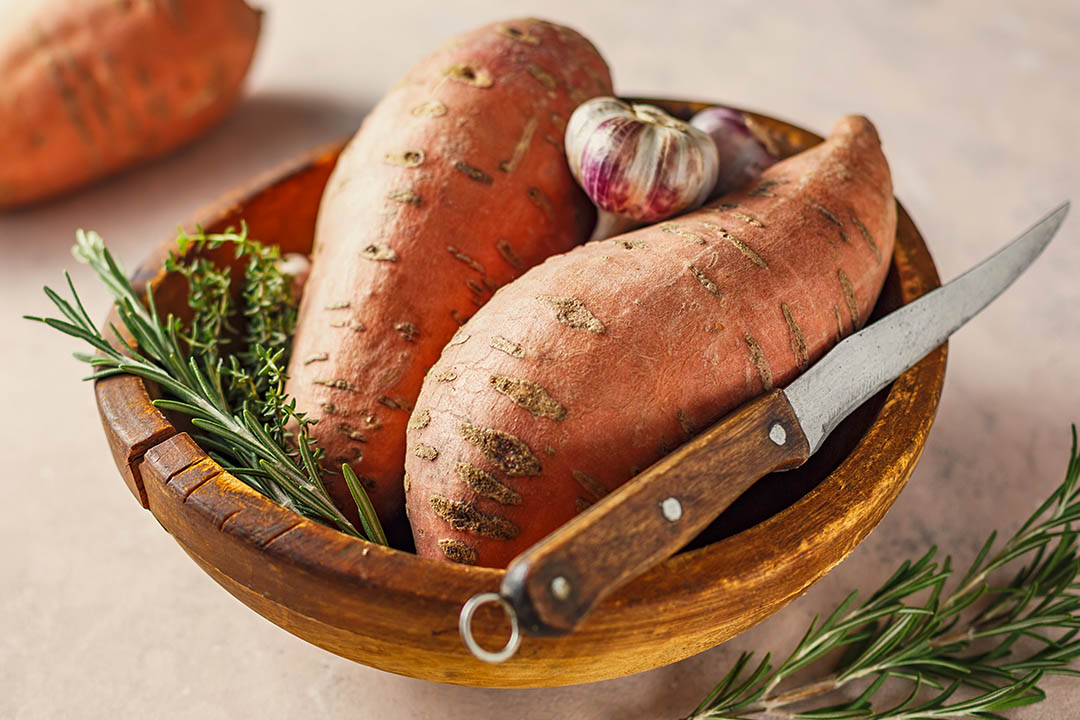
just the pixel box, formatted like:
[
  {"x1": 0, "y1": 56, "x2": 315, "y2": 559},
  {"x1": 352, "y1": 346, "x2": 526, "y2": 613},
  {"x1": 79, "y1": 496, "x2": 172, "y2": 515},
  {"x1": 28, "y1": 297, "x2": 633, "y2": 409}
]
[
  {"x1": 405, "y1": 115, "x2": 897, "y2": 568},
  {"x1": 285, "y1": 19, "x2": 612, "y2": 527},
  {"x1": 0, "y1": 0, "x2": 260, "y2": 209}
]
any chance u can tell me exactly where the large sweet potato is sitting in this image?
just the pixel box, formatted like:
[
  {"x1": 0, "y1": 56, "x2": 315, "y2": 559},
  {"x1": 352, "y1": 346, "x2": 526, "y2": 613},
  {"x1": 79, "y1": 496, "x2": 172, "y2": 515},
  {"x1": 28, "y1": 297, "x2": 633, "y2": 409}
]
[
  {"x1": 0, "y1": 0, "x2": 261, "y2": 209},
  {"x1": 285, "y1": 19, "x2": 612, "y2": 527},
  {"x1": 405, "y1": 115, "x2": 896, "y2": 567}
]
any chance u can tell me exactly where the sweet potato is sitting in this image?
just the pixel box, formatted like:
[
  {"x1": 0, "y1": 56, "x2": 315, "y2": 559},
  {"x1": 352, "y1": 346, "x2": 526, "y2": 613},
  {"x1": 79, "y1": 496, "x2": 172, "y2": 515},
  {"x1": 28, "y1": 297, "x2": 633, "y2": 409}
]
[
  {"x1": 405, "y1": 115, "x2": 896, "y2": 568},
  {"x1": 285, "y1": 19, "x2": 612, "y2": 527},
  {"x1": 0, "y1": 0, "x2": 261, "y2": 209}
]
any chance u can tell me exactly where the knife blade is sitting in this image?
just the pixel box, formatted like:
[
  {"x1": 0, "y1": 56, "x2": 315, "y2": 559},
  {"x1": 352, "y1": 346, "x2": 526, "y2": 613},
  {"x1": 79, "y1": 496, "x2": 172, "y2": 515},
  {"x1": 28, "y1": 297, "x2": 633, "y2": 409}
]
[
  {"x1": 459, "y1": 202, "x2": 1070, "y2": 662},
  {"x1": 788, "y1": 202, "x2": 1070, "y2": 455}
]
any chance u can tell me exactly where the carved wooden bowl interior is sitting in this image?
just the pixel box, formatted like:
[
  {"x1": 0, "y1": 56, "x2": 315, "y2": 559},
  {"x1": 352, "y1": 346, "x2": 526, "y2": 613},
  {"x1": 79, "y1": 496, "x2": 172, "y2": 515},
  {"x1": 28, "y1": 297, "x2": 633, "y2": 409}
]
[{"x1": 94, "y1": 100, "x2": 946, "y2": 688}]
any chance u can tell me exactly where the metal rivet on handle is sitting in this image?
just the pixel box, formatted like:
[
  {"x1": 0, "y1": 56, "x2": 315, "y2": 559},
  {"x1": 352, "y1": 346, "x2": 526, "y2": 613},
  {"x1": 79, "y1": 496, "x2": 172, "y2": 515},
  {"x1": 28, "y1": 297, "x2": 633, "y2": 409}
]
[
  {"x1": 550, "y1": 576, "x2": 571, "y2": 600},
  {"x1": 769, "y1": 422, "x2": 787, "y2": 446},
  {"x1": 661, "y1": 497, "x2": 683, "y2": 522}
]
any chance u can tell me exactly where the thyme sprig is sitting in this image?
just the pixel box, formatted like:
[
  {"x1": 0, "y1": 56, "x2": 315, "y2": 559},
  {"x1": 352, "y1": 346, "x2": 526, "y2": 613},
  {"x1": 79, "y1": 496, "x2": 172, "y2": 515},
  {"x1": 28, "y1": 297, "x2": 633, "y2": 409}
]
[
  {"x1": 27, "y1": 230, "x2": 386, "y2": 545},
  {"x1": 163, "y1": 251, "x2": 234, "y2": 362},
  {"x1": 166, "y1": 226, "x2": 299, "y2": 399},
  {"x1": 165, "y1": 225, "x2": 297, "y2": 431},
  {"x1": 689, "y1": 429, "x2": 1080, "y2": 719}
]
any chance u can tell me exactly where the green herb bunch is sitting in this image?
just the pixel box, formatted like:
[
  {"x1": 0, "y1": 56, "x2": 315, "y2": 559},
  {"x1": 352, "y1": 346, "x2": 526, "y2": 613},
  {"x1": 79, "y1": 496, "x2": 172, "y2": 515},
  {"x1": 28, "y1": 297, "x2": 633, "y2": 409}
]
[
  {"x1": 27, "y1": 229, "x2": 386, "y2": 544},
  {"x1": 690, "y1": 430, "x2": 1080, "y2": 719},
  {"x1": 164, "y1": 227, "x2": 302, "y2": 439},
  {"x1": 166, "y1": 227, "x2": 298, "y2": 395}
]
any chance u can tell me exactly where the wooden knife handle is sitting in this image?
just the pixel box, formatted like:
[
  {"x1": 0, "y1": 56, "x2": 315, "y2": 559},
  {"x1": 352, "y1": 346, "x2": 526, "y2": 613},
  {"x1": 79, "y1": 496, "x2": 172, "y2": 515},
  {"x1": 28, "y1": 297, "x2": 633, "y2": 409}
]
[{"x1": 500, "y1": 390, "x2": 812, "y2": 636}]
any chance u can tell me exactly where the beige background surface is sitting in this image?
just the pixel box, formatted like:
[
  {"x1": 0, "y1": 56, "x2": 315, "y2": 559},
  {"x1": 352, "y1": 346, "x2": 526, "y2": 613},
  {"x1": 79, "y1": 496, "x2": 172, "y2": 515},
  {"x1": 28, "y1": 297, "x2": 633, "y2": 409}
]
[{"x1": 2, "y1": 1, "x2": 1079, "y2": 718}]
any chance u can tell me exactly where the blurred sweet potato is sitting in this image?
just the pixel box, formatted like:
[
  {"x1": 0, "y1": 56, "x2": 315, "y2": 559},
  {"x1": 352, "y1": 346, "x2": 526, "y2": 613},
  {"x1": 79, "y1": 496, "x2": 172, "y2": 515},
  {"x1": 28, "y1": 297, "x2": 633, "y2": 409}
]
[{"x1": 0, "y1": 0, "x2": 261, "y2": 209}]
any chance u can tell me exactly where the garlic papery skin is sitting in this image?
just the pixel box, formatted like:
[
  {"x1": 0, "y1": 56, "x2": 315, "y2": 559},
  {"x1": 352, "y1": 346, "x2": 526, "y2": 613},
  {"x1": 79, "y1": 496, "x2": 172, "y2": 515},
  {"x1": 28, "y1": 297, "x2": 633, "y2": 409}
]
[
  {"x1": 689, "y1": 106, "x2": 777, "y2": 198},
  {"x1": 565, "y1": 97, "x2": 719, "y2": 241}
]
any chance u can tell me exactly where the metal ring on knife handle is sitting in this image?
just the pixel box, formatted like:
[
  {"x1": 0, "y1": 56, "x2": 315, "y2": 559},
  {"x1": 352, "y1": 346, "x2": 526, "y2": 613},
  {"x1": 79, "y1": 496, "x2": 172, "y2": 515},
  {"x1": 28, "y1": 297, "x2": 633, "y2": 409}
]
[{"x1": 460, "y1": 592, "x2": 522, "y2": 663}]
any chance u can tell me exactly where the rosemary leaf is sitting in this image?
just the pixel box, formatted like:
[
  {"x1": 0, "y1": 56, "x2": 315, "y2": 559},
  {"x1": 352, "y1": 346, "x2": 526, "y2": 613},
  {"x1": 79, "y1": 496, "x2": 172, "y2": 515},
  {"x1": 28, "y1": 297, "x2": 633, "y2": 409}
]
[{"x1": 343, "y1": 463, "x2": 390, "y2": 546}]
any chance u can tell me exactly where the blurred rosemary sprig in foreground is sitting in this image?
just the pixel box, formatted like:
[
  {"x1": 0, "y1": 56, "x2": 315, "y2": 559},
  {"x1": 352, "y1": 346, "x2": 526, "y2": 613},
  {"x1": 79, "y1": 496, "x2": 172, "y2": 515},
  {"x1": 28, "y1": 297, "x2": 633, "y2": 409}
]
[
  {"x1": 26, "y1": 229, "x2": 386, "y2": 545},
  {"x1": 689, "y1": 429, "x2": 1080, "y2": 719}
]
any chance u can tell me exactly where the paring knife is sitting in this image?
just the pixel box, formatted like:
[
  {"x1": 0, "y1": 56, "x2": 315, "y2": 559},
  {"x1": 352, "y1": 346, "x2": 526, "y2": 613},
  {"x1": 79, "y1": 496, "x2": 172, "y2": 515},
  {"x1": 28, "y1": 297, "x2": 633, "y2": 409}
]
[{"x1": 458, "y1": 202, "x2": 1071, "y2": 663}]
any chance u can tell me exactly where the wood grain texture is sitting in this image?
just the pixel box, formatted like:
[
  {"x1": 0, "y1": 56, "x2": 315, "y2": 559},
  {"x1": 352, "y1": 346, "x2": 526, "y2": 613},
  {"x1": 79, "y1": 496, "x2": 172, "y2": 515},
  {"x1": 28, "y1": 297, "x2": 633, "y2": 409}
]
[
  {"x1": 94, "y1": 101, "x2": 947, "y2": 688},
  {"x1": 504, "y1": 391, "x2": 811, "y2": 635}
]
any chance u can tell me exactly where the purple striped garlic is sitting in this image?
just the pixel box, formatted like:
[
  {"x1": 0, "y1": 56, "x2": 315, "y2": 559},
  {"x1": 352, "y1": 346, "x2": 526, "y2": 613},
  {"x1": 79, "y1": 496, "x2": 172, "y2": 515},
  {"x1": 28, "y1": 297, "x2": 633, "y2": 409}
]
[
  {"x1": 565, "y1": 97, "x2": 719, "y2": 241},
  {"x1": 689, "y1": 106, "x2": 777, "y2": 198}
]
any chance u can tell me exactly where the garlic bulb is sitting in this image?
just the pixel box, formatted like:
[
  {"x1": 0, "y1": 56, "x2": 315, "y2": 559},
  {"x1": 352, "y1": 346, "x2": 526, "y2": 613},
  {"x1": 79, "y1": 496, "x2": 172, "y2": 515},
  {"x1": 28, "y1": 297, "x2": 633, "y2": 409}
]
[
  {"x1": 689, "y1": 106, "x2": 777, "y2": 198},
  {"x1": 565, "y1": 97, "x2": 719, "y2": 241}
]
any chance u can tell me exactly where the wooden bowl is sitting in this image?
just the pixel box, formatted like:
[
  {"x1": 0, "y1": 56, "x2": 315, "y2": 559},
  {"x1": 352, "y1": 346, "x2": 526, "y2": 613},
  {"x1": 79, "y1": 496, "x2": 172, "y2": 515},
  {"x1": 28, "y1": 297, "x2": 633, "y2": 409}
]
[{"x1": 94, "y1": 100, "x2": 946, "y2": 688}]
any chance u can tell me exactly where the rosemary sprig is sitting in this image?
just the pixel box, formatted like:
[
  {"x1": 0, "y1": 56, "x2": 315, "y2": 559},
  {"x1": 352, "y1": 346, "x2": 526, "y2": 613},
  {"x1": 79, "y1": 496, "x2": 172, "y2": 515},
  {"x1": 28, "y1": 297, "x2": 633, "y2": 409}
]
[
  {"x1": 689, "y1": 428, "x2": 1080, "y2": 720},
  {"x1": 26, "y1": 230, "x2": 387, "y2": 545}
]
